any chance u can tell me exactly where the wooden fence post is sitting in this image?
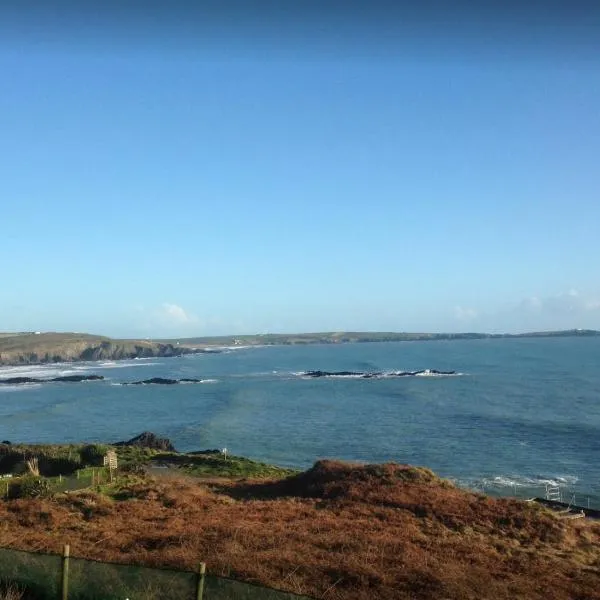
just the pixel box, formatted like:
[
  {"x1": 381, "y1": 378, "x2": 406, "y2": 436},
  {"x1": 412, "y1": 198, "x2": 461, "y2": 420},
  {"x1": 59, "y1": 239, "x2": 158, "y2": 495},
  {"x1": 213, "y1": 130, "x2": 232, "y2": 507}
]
[
  {"x1": 196, "y1": 562, "x2": 206, "y2": 600},
  {"x1": 61, "y1": 544, "x2": 70, "y2": 600}
]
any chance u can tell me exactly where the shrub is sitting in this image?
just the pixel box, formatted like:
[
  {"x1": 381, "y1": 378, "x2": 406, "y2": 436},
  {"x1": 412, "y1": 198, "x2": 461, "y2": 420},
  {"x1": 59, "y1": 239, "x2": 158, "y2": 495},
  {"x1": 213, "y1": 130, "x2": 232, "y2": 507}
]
[
  {"x1": 10, "y1": 477, "x2": 53, "y2": 499},
  {"x1": 38, "y1": 457, "x2": 80, "y2": 477},
  {"x1": 79, "y1": 445, "x2": 109, "y2": 466}
]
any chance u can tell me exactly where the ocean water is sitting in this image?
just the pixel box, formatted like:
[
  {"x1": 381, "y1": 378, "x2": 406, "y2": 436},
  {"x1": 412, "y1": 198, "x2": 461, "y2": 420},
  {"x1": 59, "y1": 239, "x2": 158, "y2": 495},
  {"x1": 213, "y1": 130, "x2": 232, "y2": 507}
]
[{"x1": 1, "y1": 338, "x2": 599, "y2": 506}]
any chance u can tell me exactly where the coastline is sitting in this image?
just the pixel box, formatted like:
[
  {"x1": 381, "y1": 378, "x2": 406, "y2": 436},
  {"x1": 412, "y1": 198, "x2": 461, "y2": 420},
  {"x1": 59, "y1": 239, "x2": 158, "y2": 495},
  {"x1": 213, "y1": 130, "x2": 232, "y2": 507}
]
[{"x1": 1, "y1": 328, "x2": 598, "y2": 368}]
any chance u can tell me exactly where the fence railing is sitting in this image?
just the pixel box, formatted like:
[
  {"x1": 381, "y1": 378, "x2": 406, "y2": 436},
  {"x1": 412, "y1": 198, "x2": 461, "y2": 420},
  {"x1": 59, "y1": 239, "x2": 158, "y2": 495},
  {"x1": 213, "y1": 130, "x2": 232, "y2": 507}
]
[
  {"x1": 2, "y1": 468, "x2": 114, "y2": 499},
  {"x1": 0, "y1": 546, "x2": 314, "y2": 600}
]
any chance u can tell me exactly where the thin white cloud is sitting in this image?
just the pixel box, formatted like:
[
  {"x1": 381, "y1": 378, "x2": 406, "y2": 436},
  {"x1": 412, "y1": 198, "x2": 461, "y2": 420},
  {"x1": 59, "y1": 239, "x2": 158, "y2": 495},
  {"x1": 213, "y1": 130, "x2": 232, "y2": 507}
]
[
  {"x1": 457, "y1": 290, "x2": 600, "y2": 333},
  {"x1": 585, "y1": 300, "x2": 600, "y2": 311},
  {"x1": 454, "y1": 306, "x2": 479, "y2": 321},
  {"x1": 161, "y1": 303, "x2": 198, "y2": 324}
]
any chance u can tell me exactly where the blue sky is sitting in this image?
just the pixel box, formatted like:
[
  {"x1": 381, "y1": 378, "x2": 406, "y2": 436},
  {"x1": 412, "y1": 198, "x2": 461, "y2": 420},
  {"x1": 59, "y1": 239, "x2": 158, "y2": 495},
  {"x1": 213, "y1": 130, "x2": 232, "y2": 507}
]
[{"x1": 1, "y1": 5, "x2": 599, "y2": 337}]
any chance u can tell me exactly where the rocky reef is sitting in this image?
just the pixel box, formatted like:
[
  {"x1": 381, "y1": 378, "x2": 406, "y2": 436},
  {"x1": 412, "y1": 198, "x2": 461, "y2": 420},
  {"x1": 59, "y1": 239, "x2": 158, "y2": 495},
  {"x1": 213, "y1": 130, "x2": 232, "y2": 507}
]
[
  {"x1": 121, "y1": 377, "x2": 203, "y2": 385},
  {"x1": 0, "y1": 375, "x2": 104, "y2": 385},
  {"x1": 303, "y1": 369, "x2": 457, "y2": 378}
]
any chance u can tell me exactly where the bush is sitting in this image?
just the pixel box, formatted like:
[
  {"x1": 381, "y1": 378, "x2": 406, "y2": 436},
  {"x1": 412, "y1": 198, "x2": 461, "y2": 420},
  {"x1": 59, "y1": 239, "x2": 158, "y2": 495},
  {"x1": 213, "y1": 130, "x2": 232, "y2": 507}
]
[
  {"x1": 79, "y1": 445, "x2": 109, "y2": 467},
  {"x1": 120, "y1": 462, "x2": 146, "y2": 476},
  {"x1": 38, "y1": 457, "x2": 80, "y2": 477},
  {"x1": 10, "y1": 477, "x2": 53, "y2": 499}
]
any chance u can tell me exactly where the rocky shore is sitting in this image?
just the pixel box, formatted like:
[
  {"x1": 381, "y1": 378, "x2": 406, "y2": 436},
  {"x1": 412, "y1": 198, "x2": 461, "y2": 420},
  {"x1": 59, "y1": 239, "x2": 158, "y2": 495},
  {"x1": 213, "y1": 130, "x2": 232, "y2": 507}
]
[{"x1": 0, "y1": 333, "x2": 218, "y2": 367}]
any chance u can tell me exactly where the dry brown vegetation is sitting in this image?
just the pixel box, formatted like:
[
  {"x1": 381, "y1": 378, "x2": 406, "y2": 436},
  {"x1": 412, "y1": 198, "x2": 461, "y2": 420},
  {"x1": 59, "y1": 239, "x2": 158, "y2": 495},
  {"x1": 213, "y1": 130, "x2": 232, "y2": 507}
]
[
  {"x1": 0, "y1": 460, "x2": 599, "y2": 599},
  {"x1": 0, "y1": 583, "x2": 24, "y2": 600}
]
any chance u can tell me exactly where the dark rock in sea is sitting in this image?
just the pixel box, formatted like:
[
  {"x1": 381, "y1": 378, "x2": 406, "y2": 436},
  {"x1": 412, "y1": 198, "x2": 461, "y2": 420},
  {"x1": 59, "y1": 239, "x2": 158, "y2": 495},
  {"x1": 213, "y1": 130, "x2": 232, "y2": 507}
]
[
  {"x1": 1, "y1": 441, "x2": 11, "y2": 445},
  {"x1": 0, "y1": 374, "x2": 104, "y2": 385},
  {"x1": 122, "y1": 377, "x2": 203, "y2": 385},
  {"x1": 302, "y1": 369, "x2": 457, "y2": 379},
  {"x1": 123, "y1": 377, "x2": 180, "y2": 385},
  {"x1": 0, "y1": 377, "x2": 38, "y2": 385},
  {"x1": 51, "y1": 375, "x2": 104, "y2": 382},
  {"x1": 114, "y1": 431, "x2": 176, "y2": 452},
  {"x1": 304, "y1": 370, "x2": 366, "y2": 378}
]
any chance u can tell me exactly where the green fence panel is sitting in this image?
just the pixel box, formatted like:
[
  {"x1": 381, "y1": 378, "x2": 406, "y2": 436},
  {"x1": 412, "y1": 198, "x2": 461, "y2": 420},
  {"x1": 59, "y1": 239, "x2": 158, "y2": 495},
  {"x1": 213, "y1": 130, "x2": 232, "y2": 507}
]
[
  {"x1": 0, "y1": 547, "x2": 62, "y2": 599},
  {"x1": 68, "y1": 557, "x2": 197, "y2": 600},
  {"x1": 0, "y1": 547, "x2": 314, "y2": 600}
]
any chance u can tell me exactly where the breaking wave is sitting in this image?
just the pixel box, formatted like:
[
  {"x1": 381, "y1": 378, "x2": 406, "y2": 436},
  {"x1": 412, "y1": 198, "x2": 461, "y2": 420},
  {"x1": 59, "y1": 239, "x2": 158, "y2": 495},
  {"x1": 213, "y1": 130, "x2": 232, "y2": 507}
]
[
  {"x1": 0, "y1": 383, "x2": 43, "y2": 393},
  {"x1": 457, "y1": 473, "x2": 580, "y2": 492}
]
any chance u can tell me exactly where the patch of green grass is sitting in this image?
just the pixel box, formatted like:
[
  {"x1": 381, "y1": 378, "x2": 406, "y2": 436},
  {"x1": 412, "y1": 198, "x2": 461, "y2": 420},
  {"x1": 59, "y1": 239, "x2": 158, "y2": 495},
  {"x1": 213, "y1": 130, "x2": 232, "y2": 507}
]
[
  {"x1": 113, "y1": 446, "x2": 161, "y2": 466},
  {"x1": 152, "y1": 452, "x2": 297, "y2": 479}
]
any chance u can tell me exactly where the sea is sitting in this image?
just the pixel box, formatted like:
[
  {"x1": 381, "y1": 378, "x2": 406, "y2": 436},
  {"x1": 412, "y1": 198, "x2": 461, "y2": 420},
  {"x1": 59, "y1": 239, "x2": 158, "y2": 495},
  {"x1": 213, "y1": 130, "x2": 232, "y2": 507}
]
[{"x1": 1, "y1": 337, "x2": 599, "y2": 507}]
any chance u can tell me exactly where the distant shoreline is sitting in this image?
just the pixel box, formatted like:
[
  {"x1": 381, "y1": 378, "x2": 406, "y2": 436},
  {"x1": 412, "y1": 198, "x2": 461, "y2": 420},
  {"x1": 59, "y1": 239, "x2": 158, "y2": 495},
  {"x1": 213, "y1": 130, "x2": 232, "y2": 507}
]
[
  {"x1": 0, "y1": 328, "x2": 598, "y2": 368},
  {"x1": 161, "y1": 328, "x2": 600, "y2": 348}
]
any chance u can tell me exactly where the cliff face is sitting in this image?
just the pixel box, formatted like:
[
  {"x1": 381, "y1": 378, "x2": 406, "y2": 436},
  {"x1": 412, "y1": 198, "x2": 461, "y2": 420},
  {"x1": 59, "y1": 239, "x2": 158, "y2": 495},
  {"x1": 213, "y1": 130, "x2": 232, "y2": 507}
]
[{"x1": 0, "y1": 333, "x2": 192, "y2": 366}]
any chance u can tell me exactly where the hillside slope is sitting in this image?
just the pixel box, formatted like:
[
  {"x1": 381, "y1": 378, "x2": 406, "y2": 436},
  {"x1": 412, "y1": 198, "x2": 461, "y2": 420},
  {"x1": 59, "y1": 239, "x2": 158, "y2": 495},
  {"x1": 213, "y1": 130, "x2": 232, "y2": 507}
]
[
  {"x1": 0, "y1": 458, "x2": 598, "y2": 599},
  {"x1": 0, "y1": 332, "x2": 193, "y2": 366}
]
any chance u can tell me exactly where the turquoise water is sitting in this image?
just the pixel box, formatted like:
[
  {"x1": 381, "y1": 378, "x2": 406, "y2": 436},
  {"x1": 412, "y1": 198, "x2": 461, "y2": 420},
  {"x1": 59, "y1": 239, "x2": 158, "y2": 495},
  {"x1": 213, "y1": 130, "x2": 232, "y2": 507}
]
[{"x1": 1, "y1": 338, "x2": 599, "y2": 506}]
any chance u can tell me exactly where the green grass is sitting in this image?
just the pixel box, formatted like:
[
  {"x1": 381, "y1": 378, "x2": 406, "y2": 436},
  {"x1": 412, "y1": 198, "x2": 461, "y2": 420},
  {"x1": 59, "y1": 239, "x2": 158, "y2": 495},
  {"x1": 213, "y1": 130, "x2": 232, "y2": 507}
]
[
  {"x1": 1, "y1": 443, "x2": 295, "y2": 497},
  {"x1": 150, "y1": 451, "x2": 297, "y2": 479},
  {"x1": 113, "y1": 445, "x2": 162, "y2": 466}
]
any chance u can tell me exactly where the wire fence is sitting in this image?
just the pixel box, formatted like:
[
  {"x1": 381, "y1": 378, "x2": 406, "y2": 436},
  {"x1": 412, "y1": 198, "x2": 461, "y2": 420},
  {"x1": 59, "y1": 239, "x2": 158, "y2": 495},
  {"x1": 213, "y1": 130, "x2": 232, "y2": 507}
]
[
  {"x1": 0, "y1": 546, "x2": 314, "y2": 600},
  {"x1": 1, "y1": 468, "x2": 112, "y2": 499}
]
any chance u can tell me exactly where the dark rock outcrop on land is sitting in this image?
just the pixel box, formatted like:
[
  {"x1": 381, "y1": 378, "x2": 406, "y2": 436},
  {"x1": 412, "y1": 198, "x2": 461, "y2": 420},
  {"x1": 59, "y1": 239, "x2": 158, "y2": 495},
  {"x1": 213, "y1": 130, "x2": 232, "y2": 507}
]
[
  {"x1": 122, "y1": 377, "x2": 203, "y2": 386},
  {"x1": 114, "y1": 432, "x2": 176, "y2": 452},
  {"x1": 303, "y1": 369, "x2": 456, "y2": 379},
  {"x1": 0, "y1": 375, "x2": 104, "y2": 385}
]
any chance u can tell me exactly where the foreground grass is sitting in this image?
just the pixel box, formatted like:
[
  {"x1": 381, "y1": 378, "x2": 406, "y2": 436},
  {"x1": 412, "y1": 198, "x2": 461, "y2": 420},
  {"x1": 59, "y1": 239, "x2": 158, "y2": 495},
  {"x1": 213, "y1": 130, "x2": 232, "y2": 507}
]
[{"x1": 0, "y1": 459, "x2": 599, "y2": 600}]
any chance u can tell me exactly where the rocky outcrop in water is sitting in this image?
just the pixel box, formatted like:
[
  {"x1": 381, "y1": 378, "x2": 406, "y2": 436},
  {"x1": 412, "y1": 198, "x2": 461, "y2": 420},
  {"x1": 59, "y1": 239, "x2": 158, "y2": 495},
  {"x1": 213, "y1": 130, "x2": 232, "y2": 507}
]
[
  {"x1": 303, "y1": 369, "x2": 457, "y2": 379},
  {"x1": 122, "y1": 377, "x2": 203, "y2": 385},
  {"x1": 0, "y1": 375, "x2": 104, "y2": 385},
  {"x1": 114, "y1": 432, "x2": 176, "y2": 452}
]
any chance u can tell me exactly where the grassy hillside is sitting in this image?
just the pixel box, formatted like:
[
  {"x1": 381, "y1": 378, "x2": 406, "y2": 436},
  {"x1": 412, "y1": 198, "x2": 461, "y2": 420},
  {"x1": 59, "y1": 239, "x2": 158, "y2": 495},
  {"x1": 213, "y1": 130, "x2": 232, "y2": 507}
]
[
  {"x1": 0, "y1": 333, "x2": 190, "y2": 366},
  {"x1": 0, "y1": 444, "x2": 598, "y2": 600}
]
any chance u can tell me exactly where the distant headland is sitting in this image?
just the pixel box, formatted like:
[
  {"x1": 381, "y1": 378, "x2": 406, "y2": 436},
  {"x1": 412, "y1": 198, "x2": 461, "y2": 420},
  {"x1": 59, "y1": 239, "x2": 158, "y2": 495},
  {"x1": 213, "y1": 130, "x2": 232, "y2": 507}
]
[{"x1": 0, "y1": 328, "x2": 598, "y2": 367}]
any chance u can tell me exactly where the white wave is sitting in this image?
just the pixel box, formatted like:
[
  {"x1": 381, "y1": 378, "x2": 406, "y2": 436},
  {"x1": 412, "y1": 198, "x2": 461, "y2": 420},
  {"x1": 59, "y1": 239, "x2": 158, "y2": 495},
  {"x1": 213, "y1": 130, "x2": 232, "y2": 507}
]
[
  {"x1": 95, "y1": 360, "x2": 159, "y2": 369},
  {"x1": 0, "y1": 359, "x2": 160, "y2": 380},
  {"x1": 412, "y1": 369, "x2": 464, "y2": 377},
  {"x1": 555, "y1": 475, "x2": 579, "y2": 484},
  {"x1": 0, "y1": 383, "x2": 43, "y2": 392},
  {"x1": 0, "y1": 365, "x2": 83, "y2": 379},
  {"x1": 476, "y1": 474, "x2": 580, "y2": 489}
]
